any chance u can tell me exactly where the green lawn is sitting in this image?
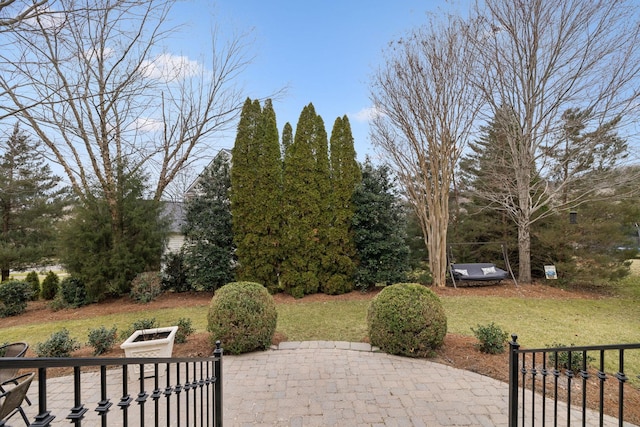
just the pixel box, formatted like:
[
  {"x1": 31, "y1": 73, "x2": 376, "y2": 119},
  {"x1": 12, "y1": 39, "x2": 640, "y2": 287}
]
[{"x1": 2, "y1": 275, "x2": 639, "y2": 380}]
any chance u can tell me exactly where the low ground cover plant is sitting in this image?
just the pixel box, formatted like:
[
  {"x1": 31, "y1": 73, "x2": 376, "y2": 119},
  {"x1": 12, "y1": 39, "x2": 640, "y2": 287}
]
[
  {"x1": 87, "y1": 325, "x2": 118, "y2": 355},
  {"x1": 547, "y1": 343, "x2": 595, "y2": 372},
  {"x1": 36, "y1": 329, "x2": 80, "y2": 357},
  {"x1": 175, "y1": 317, "x2": 194, "y2": 344},
  {"x1": 130, "y1": 272, "x2": 163, "y2": 303},
  {"x1": 471, "y1": 322, "x2": 510, "y2": 354},
  {"x1": 367, "y1": 283, "x2": 447, "y2": 357},
  {"x1": 207, "y1": 281, "x2": 277, "y2": 354}
]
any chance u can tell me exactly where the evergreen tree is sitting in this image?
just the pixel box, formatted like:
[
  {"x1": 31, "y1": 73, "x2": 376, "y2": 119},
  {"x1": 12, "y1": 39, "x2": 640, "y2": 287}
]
[
  {"x1": 281, "y1": 103, "x2": 329, "y2": 297},
  {"x1": 183, "y1": 151, "x2": 235, "y2": 290},
  {"x1": 59, "y1": 169, "x2": 166, "y2": 300},
  {"x1": 230, "y1": 99, "x2": 283, "y2": 291},
  {"x1": 352, "y1": 159, "x2": 410, "y2": 289},
  {"x1": 322, "y1": 116, "x2": 361, "y2": 294},
  {"x1": 457, "y1": 109, "x2": 631, "y2": 284},
  {"x1": 0, "y1": 124, "x2": 70, "y2": 281}
]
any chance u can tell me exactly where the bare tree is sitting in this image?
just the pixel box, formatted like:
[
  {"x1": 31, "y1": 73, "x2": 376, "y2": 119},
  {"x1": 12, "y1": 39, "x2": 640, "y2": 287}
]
[
  {"x1": 0, "y1": 0, "x2": 251, "y2": 232},
  {"x1": 468, "y1": 0, "x2": 640, "y2": 283},
  {"x1": 370, "y1": 16, "x2": 481, "y2": 287},
  {"x1": 0, "y1": 0, "x2": 48, "y2": 30}
]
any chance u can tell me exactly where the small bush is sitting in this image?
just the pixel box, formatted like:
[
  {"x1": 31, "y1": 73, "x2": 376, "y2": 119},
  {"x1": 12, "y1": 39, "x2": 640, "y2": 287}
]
[
  {"x1": 367, "y1": 283, "x2": 447, "y2": 358},
  {"x1": 161, "y1": 251, "x2": 190, "y2": 292},
  {"x1": 0, "y1": 280, "x2": 31, "y2": 317},
  {"x1": 175, "y1": 317, "x2": 194, "y2": 344},
  {"x1": 25, "y1": 271, "x2": 40, "y2": 300},
  {"x1": 471, "y1": 322, "x2": 509, "y2": 354},
  {"x1": 87, "y1": 325, "x2": 118, "y2": 355},
  {"x1": 41, "y1": 271, "x2": 60, "y2": 300},
  {"x1": 60, "y1": 276, "x2": 88, "y2": 307},
  {"x1": 547, "y1": 343, "x2": 595, "y2": 372},
  {"x1": 207, "y1": 282, "x2": 277, "y2": 354},
  {"x1": 120, "y1": 317, "x2": 159, "y2": 340},
  {"x1": 130, "y1": 272, "x2": 163, "y2": 303},
  {"x1": 35, "y1": 329, "x2": 80, "y2": 357}
]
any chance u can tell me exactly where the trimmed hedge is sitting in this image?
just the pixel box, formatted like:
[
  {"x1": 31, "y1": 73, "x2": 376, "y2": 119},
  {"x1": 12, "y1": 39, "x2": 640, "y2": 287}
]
[
  {"x1": 207, "y1": 282, "x2": 277, "y2": 355},
  {"x1": 367, "y1": 283, "x2": 447, "y2": 357}
]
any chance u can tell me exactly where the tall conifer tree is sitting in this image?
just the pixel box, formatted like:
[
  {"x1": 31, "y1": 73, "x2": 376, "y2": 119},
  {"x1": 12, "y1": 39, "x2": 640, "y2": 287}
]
[
  {"x1": 322, "y1": 116, "x2": 361, "y2": 294},
  {"x1": 230, "y1": 99, "x2": 283, "y2": 291},
  {"x1": 281, "y1": 103, "x2": 329, "y2": 297},
  {"x1": 231, "y1": 98, "x2": 262, "y2": 283}
]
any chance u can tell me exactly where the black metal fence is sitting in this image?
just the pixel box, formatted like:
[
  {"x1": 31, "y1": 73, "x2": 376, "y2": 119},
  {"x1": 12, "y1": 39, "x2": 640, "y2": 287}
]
[
  {"x1": 0, "y1": 342, "x2": 223, "y2": 427},
  {"x1": 508, "y1": 335, "x2": 640, "y2": 427}
]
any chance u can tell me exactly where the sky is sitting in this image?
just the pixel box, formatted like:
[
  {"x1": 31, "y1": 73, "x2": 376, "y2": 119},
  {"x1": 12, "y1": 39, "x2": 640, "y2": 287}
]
[{"x1": 169, "y1": 0, "x2": 469, "y2": 162}]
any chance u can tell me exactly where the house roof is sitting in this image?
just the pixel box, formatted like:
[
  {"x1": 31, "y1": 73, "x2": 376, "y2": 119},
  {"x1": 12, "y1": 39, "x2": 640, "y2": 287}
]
[{"x1": 185, "y1": 148, "x2": 232, "y2": 199}]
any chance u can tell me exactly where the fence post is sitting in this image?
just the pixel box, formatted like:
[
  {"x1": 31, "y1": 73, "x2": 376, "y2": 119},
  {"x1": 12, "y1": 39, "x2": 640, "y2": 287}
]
[
  {"x1": 214, "y1": 341, "x2": 223, "y2": 427},
  {"x1": 508, "y1": 334, "x2": 520, "y2": 427}
]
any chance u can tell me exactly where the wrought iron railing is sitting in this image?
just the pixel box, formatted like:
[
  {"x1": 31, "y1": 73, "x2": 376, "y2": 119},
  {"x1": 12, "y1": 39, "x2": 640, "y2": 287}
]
[
  {"x1": 508, "y1": 335, "x2": 640, "y2": 427},
  {"x1": 0, "y1": 342, "x2": 223, "y2": 427}
]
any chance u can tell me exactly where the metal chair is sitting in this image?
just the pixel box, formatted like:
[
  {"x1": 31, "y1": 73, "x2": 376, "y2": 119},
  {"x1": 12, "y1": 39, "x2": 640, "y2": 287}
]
[
  {"x1": 0, "y1": 372, "x2": 35, "y2": 426},
  {"x1": 0, "y1": 343, "x2": 29, "y2": 384}
]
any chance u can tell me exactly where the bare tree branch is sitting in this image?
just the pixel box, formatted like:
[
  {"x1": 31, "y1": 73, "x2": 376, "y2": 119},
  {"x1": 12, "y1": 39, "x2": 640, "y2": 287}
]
[
  {"x1": 370, "y1": 15, "x2": 482, "y2": 287},
  {"x1": 468, "y1": 0, "x2": 640, "y2": 282}
]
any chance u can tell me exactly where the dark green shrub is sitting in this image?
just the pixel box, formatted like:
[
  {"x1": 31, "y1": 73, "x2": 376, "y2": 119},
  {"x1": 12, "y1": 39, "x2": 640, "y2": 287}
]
[
  {"x1": 175, "y1": 317, "x2": 194, "y2": 344},
  {"x1": 35, "y1": 329, "x2": 80, "y2": 357},
  {"x1": 0, "y1": 280, "x2": 31, "y2": 317},
  {"x1": 367, "y1": 283, "x2": 447, "y2": 357},
  {"x1": 87, "y1": 325, "x2": 118, "y2": 355},
  {"x1": 161, "y1": 251, "x2": 190, "y2": 292},
  {"x1": 130, "y1": 272, "x2": 163, "y2": 303},
  {"x1": 547, "y1": 343, "x2": 595, "y2": 372},
  {"x1": 471, "y1": 322, "x2": 509, "y2": 354},
  {"x1": 207, "y1": 282, "x2": 277, "y2": 354},
  {"x1": 60, "y1": 276, "x2": 88, "y2": 307},
  {"x1": 41, "y1": 271, "x2": 59, "y2": 300},
  {"x1": 25, "y1": 271, "x2": 40, "y2": 300},
  {"x1": 120, "y1": 317, "x2": 159, "y2": 340}
]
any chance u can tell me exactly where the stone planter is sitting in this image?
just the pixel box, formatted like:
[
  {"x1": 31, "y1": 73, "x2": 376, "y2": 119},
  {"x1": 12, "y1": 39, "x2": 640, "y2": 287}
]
[{"x1": 120, "y1": 326, "x2": 179, "y2": 380}]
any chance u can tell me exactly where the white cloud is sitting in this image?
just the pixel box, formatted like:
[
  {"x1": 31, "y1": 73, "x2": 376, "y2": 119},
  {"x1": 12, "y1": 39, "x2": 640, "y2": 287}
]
[
  {"x1": 352, "y1": 106, "x2": 385, "y2": 122},
  {"x1": 133, "y1": 117, "x2": 164, "y2": 133},
  {"x1": 140, "y1": 53, "x2": 204, "y2": 82}
]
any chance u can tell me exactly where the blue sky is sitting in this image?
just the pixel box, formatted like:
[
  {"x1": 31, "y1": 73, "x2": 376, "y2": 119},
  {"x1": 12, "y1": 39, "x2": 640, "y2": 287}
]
[{"x1": 171, "y1": 0, "x2": 467, "y2": 161}]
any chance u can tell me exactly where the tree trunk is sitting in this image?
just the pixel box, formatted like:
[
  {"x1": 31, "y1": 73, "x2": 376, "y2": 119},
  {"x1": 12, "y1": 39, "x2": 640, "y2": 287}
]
[
  {"x1": 1, "y1": 269, "x2": 9, "y2": 282},
  {"x1": 517, "y1": 219, "x2": 532, "y2": 283},
  {"x1": 427, "y1": 198, "x2": 450, "y2": 287}
]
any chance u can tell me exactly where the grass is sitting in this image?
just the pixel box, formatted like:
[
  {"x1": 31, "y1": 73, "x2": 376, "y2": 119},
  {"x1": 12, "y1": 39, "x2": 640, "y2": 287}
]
[{"x1": 2, "y1": 270, "x2": 640, "y2": 379}]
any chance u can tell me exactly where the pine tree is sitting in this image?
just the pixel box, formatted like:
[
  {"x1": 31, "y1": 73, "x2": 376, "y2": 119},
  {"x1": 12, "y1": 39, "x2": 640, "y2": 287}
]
[
  {"x1": 322, "y1": 116, "x2": 361, "y2": 294},
  {"x1": 352, "y1": 159, "x2": 410, "y2": 289},
  {"x1": 183, "y1": 151, "x2": 235, "y2": 290},
  {"x1": 281, "y1": 103, "x2": 329, "y2": 297},
  {"x1": 230, "y1": 99, "x2": 283, "y2": 291},
  {"x1": 59, "y1": 168, "x2": 165, "y2": 299},
  {"x1": 0, "y1": 124, "x2": 70, "y2": 281},
  {"x1": 231, "y1": 99, "x2": 262, "y2": 283}
]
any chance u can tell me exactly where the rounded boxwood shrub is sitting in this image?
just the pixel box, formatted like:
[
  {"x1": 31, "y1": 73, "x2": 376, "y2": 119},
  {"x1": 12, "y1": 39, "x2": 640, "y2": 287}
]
[
  {"x1": 207, "y1": 281, "x2": 277, "y2": 355},
  {"x1": 0, "y1": 280, "x2": 31, "y2": 317},
  {"x1": 367, "y1": 283, "x2": 447, "y2": 357}
]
